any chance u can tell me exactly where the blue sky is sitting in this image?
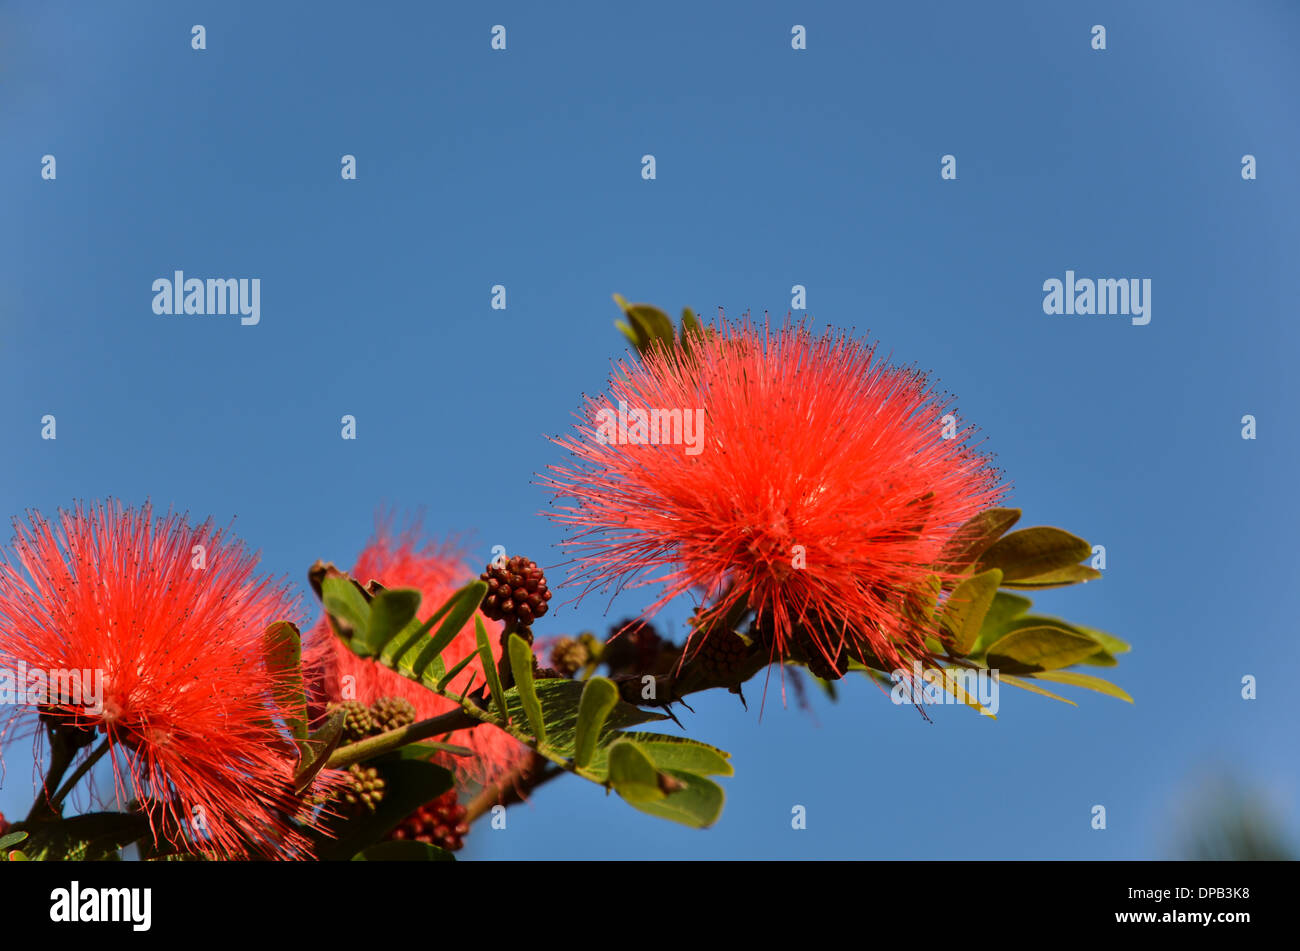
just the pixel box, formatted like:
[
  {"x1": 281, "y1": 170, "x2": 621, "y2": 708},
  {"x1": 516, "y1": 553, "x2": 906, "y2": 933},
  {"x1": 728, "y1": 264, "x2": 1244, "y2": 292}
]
[{"x1": 2, "y1": 0, "x2": 1298, "y2": 859}]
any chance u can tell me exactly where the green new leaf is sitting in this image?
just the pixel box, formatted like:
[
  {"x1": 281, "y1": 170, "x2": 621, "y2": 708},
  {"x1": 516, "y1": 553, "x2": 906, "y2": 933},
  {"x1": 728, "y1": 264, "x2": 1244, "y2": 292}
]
[
  {"x1": 940, "y1": 568, "x2": 1003, "y2": 655},
  {"x1": 614, "y1": 294, "x2": 676, "y2": 352},
  {"x1": 322, "y1": 575, "x2": 371, "y2": 648},
  {"x1": 607, "y1": 740, "x2": 666, "y2": 804},
  {"x1": 985, "y1": 625, "x2": 1106, "y2": 674},
  {"x1": 508, "y1": 633, "x2": 545, "y2": 744},
  {"x1": 1000, "y1": 564, "x2": 1102, "y2": 589},
  {"x1": 263, "y1": 621, "x2": 308, "y2": 743},
  {"x1": 999, "y1": 674, "x2": 1078, "y2": 706},
  {"x1": 937, "y1": 508, "x2": 1021, "y2": 571},
  {"x1": 1030, "y1": 670, "x2": 1133, "y2": 702},
  {"x1": 352, "y1": 840, "x2": 454, "y2": 862},
  {"x1": 475, "y1": 616, "x2": 508, "y2": 721},
  {"x1": 975, "y1": 527, "x2": 1092, "y2": 581},
  {"x1": 981, "y1": 615, "x2": 1126, "y2": 667},
  {"x1": 624, "y1": 769, "x2": 725, "y2": 829},
  {"x1": 573, "y1": 677, "x2": 620, "y2": 768}
]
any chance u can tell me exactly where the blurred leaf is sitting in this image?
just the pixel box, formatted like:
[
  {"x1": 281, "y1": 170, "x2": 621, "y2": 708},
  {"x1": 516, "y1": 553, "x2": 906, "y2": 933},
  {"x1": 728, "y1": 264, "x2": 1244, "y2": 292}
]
[
  {"x1": 573, "y1": 677, "x2": 619, "y2": 768},
  {"x1": 938, "y1": 508, "x2": 1021, "y2": 571},
  {"x1": 263, "y1": 621, "x2": 308, "y2": 743},
  {"x1": 474, "y1": 616, "x2": 508, "y2": 721},
  {"x1": 1029, "y1": 670, "x2": 1133, "y2": 702},
  {"x1": 508, "y1": 633, "x2": 545, "y2": 744},
  {"x1": 985, "y1": 625, "x2": 1106, "y2": 673},
  {"x1": 0, "y1": 831, "x2": 28, "y2": 851},
  {"x1": 607, "y1": 740, "x2": 666, "y2": 803},
  {"x1": 940, "y1": 569, "x2": 1002, "y2": 655},
  {"x1": 367, "y1": 588, "x2": 421, "y2": 658},
  {"x1": 352, "y1": 840, "x2": 454, "y2": 862},
  {"x1": 976, "y1": 527, "x2": 1092, "y2": 581}
]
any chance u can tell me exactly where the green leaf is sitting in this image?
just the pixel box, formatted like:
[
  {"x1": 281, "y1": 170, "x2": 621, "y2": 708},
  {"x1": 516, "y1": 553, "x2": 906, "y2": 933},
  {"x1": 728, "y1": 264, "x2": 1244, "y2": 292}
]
[
  {"x1": 0, "y1": 831, "x2": 28, "y2": 851},
  {"x1": 607, "y1": 740, "x2": 666, "y2": 803},
  {"x1": 572, "y1": 677, "x2": 620, "y2": 768},
  {"x1": 263, "y1": 621, "x2": 308, "y2": 742},
  {"x1": 1000, "y1": 564, "x2": 1103, "y2": 589},
  {"x1": 937, "y1": 508, "x2": 1021, "y2": 571},
  {"x1": 999, "y1": 673, "x2": 1078, "y2": 706},
  {"x1": 940, "y1": 568, "x2": 1002, "y2": 655},
  {"x1": 1029, "y1": 670, "x2": 1133, "y2": 702},
  {"x1": 496, "y1": 679, "x2": 667, "y2": 762},
  {"x1": 322, "y1": 575, "x2": 371, "y2": 648},
  {"x1": 508, "y1": 634, "x2": 545, "y2": 744},
  {"x1": 366, "y1": 588, "x2": 422, "y2": 659},
  {"x1": 7, "y1": 850, "x2": 28, "y2": 861},
  {"x1": 294, "y1": 708, "x2": 346, "y2": 795},
  {"x1": 984, "y1": 591, "x2": 1033, "y2": 629},
  {"x1": 985, "y1": 625, "x2": 1107, "y2": 673},
  {"x1": 975, "y1": 527, "x2": 1092, "y2": 581},
  {"x1": 409, "y1": 581, "x2": 488, "y2": 680},
  {"x1": 1075, "y1": 625, "x2": 1129, "y2": 656},
  {"x1": 352, "y1": 840, "x2": 454, "y2": 862},
  {"x1": 475, "y1": 616, "x2": 508, "y2": 721},
  {"x1": 623, "y1": 769, "x2": 725, "y2": 829},
  {"x1": 681, "y1": 307, "x2": 703, "y2": 340},
  {"x1": 433, "y1": 649, "x2": 479, "y2": 694},
  {"x1": 316, "y1": 759, "x2": 454, "y2": 861},
  {"x1": 980, "y1": 615, "x2": 1124, "y2": 667},
  {"x1": 613, "y1": 733, "x2": 734, "y2": 777}
]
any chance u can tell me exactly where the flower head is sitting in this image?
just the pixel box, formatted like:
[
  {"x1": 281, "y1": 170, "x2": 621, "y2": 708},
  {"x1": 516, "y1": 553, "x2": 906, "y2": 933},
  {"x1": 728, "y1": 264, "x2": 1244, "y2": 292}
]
[
  {"x1": 0, "y1": 501, "x2": 341, "y2": 859},
  {"x1": 544, "y1": 316, "x2": 1006, "y2": 673},
  {"x1": 303, "y1": 522, "x2": 528, "y2": 787}
]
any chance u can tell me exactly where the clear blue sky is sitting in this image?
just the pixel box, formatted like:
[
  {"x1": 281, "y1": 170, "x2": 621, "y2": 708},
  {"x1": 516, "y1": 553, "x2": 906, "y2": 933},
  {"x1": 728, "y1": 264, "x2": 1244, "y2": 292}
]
[{"x1": 2, "y1": 1, "x2": 1297, "y2": 859}]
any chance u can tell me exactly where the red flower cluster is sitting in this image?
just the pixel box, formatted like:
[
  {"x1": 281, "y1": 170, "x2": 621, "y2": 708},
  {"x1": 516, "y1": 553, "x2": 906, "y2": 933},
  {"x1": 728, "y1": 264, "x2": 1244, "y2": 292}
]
[
  {"x1": 0, "y1": 501, "x2": 343, "y2": 859},
  {"x1": 545, "y1": 317, "x2": 1005, "y2": 672}
]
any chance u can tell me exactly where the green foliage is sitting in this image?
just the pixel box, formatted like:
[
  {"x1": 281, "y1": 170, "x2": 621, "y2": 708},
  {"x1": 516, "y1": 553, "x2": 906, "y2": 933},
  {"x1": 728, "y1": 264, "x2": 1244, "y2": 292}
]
[
  {"x1": 613, "y1": 293, "x2": 709, "y2": 357},
  {"x1": 323, "y1": 577, "x2": 734, "y2": 829}
]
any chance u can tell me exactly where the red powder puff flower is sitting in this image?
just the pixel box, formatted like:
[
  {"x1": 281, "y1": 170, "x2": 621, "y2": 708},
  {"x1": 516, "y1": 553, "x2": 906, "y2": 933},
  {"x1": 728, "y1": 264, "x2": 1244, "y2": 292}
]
[
  {"x1": 0, "y1": 501, "x2": 344, "y2": 859},
  {"x1": 303, "y1": 522, "x2": 529, "y2": 787},
  {"x1": 543, "y1": 316, "x2": 1006, "y2": 674}
]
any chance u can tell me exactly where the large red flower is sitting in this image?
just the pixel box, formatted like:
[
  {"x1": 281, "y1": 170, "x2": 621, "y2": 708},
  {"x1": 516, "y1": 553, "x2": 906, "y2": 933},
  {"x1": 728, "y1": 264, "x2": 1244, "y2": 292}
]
[
  {"x1": 544, "y1": 316, "x2": 1006, "y2": 672},
  {"x1": 303, "y1": 523, "x2": 528, "y2": 787},
  {"x1": 0, "y1": 501, "x2": 341, "y2": 859}
]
